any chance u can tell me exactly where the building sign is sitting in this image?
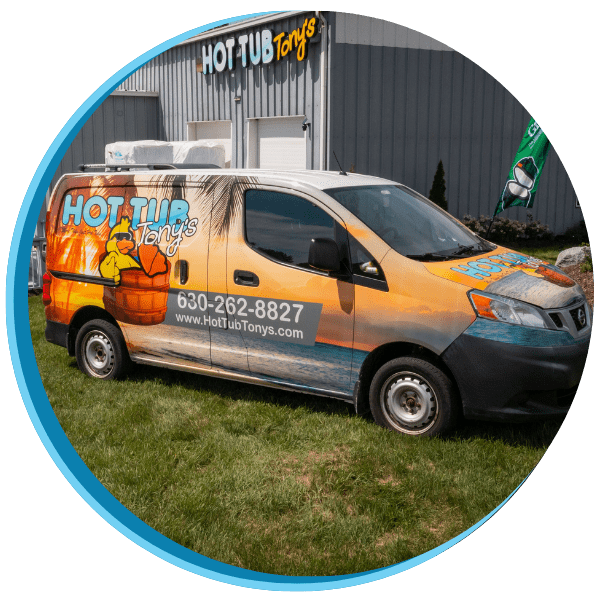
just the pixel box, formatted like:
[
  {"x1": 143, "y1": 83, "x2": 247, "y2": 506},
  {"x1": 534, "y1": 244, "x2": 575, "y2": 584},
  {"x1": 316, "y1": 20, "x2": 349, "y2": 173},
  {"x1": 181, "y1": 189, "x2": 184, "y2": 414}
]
[{"x1": 200, "y1": 16, "x2": 318, "y2": 74}]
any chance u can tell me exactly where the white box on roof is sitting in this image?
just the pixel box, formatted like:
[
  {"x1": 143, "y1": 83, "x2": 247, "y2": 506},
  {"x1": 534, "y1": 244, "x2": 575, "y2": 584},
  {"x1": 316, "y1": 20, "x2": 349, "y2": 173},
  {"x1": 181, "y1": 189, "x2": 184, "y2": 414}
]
[{"x1": 105, "y1": 140, "x2": 226, "y2": 168}]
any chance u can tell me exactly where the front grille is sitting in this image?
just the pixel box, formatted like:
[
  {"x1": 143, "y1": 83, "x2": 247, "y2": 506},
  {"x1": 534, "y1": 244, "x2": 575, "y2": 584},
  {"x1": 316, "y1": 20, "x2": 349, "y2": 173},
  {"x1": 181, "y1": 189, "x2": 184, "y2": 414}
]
[
  {"x1": 545, "y1": 300, "x2": 589, "y2": 337},
  {"x1": 569, "y1": 306, "x2": 588, "y2": 331},
  {"x1": 549, "y1": 312, "x2": 563, "y2": 328}
]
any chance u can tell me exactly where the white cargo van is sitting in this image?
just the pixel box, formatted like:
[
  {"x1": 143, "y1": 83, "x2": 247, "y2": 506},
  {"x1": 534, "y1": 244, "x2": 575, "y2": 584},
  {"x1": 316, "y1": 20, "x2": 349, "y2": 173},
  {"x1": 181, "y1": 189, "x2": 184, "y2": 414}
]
[{"x1": 43, "y1": 166, "x2": 591, "y2": 436}]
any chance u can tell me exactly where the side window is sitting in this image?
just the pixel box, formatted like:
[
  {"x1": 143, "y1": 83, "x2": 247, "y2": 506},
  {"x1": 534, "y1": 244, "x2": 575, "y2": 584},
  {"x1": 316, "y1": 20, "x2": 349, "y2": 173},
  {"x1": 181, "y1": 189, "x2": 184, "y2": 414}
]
[
  {"x1": 348, "y1": 234, "x2": 386, "y2": 281},
  {"x1": 245, "y1": 190, "x2": 348, "y2": 272},
  {"x1": 347, "y1": 232, "x2": 388, "y2": 291}
]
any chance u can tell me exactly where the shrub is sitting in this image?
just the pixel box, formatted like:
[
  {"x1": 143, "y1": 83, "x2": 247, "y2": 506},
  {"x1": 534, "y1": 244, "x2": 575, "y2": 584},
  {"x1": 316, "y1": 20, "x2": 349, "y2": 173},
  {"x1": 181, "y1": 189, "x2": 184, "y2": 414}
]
[
  {"x1": 462, "y1": 213, "x2": 552, "y2": 244},
  {"x1": 580, "y1": 247, "x2": 593, "y2": 273},
  {"x1": 558, "y1": 220, "x2": 589, "y2": 245},
  {"x1": 580, "y1": 259, "x2": 593, "y2": 273},
  {"x1": 429, "y1": 161, "x2": 447, "y2": 211}
]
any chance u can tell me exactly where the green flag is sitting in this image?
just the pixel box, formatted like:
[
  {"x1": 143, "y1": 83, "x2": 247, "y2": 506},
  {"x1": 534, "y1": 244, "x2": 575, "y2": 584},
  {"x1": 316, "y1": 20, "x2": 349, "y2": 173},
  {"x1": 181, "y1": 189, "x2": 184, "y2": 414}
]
[{"x1": 495, "y1": 118, "x2": 551, "y2": 216}]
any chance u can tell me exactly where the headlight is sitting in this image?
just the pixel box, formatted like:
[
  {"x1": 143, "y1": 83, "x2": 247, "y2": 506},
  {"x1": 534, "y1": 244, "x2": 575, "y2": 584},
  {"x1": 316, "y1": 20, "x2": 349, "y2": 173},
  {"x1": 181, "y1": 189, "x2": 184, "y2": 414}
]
[{"x1": 468, "y1": 291, "x2": 548, "y2": 329}]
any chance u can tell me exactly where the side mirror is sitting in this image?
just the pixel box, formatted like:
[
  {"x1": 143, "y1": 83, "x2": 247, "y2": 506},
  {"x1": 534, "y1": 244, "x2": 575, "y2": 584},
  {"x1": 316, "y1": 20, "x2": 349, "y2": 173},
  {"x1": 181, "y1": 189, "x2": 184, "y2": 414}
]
[{"x1": 308, "y1": 238, "x2": 341, "y2": 272}]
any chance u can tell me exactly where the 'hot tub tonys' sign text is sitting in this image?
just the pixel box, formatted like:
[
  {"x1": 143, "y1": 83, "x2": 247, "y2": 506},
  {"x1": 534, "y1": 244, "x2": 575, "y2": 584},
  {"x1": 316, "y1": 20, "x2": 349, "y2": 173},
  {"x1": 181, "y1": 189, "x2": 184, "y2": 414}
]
[{"x1": 200, "y1": 17, "x2": 318, "y2": 74}]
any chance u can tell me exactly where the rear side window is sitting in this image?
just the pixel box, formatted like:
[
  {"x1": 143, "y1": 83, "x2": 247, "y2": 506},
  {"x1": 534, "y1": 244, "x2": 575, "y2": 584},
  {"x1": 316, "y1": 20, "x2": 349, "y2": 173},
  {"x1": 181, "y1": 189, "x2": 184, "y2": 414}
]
[{"x1": 245, "y1": 190, "x2": 347, "y2": 271}]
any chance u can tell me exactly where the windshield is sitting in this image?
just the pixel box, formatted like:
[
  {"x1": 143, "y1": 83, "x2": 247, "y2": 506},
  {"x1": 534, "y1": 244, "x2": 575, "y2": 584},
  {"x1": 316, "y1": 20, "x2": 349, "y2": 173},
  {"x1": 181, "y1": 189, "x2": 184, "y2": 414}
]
[{"x1": 325, "y1": 185, "x2": 495, "y2": 261}]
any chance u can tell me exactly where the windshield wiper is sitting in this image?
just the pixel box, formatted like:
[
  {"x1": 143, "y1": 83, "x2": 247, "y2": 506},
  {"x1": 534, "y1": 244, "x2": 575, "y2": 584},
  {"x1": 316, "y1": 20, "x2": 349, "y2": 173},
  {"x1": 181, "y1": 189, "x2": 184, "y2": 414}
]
[
  {"x1": 405, "y1": 252, "x2": 454, "y2": 262},
  {"x1": 407, "y1": 243, "x2": 488, "y2": 262},
  {"x1": 447, "y1": 244, "x2": 475, "y2": 257},
  {"x1": 446, "y1": 243, "x2": 487, "y2": 258}
]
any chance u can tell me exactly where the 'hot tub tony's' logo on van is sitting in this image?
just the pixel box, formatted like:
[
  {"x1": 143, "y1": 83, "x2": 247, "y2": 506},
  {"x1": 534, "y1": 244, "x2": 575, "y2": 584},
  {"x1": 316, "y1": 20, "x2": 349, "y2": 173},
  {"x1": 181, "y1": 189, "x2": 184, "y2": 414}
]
[
  {"x1": 60, "y1": 193, "x2": 199, "y2": 326},
  {"x1": 61, "y1": 193, "x2": 199, "y2": 272},
  {"x1": 57, "y1": 174, "x2": 259, "y2": 327},
  {"x1": 448, "y1": 251, "x2": 575, "y2": 287}
]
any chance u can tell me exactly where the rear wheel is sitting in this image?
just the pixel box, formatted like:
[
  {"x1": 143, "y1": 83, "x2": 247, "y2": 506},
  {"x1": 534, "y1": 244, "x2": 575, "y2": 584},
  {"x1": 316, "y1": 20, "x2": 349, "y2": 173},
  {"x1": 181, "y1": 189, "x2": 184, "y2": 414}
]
[
  {"x1": 369, "y1": 357, "x2": 457, "y2": 436},
  {"x1": 75, "y1": 319, "x2": 130, "y2": 380}
]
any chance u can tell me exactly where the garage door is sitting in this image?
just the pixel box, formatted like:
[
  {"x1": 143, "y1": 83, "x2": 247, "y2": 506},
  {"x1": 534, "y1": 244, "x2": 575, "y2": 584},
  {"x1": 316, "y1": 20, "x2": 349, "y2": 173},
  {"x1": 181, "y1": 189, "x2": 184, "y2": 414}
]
[
  {"x1": 188, "y1": 120, "x2": 232, "y2": 167},
  {"x1": 257, "y1": 117, "x2": 307, "y2": 170}
]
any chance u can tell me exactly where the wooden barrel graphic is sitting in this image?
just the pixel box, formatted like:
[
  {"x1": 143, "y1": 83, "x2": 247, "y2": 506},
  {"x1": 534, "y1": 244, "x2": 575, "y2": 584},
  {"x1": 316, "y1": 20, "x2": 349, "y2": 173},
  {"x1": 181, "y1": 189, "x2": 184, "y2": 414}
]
[{"x1": 103, "y1": 264, "x2": 171, "y2": 326}]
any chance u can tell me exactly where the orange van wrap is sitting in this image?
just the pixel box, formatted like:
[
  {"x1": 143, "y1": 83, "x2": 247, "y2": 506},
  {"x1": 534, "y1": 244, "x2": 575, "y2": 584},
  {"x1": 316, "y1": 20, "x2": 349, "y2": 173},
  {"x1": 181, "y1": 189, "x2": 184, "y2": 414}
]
[
  {"x1": 423, "y1": 248, "x2": 581, "y2": 310},
  {"x1": 354, "y1": 251, "x2": 476, "y2": 355},
  {"x1": 45, "y1": 171, "x2": 586, "y2": 400}
]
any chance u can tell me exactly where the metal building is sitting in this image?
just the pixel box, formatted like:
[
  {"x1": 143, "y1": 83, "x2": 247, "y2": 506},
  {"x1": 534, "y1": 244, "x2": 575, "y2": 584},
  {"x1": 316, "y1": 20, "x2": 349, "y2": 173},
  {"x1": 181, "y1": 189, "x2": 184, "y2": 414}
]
[
  {"x1": 31, "y1": 93, "x2": 159, "y2": 289},
  {"x1": 34, "y1": 11, "x2": 581, "y2": 289},
  {"x1": 116, "y1": 10, "x2": 581, "y2": 233}
]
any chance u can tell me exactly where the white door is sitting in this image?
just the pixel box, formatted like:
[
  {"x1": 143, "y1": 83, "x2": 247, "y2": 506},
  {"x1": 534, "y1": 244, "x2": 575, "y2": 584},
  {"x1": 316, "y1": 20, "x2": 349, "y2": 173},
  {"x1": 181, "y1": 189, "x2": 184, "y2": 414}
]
[
  {"x1": 257, "y1": 117, "x2": 307, "y2": 170},
  {"x1": 188, "y1": 121, "x2": 232, "y2": 167}
]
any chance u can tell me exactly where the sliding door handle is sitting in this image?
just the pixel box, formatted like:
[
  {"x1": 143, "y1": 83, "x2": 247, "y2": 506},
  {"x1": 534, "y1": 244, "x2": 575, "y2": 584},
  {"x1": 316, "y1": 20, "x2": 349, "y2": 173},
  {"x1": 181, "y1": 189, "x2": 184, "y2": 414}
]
[{"x1": 234, "y1": 270, "x2": 260, "y2": 287}]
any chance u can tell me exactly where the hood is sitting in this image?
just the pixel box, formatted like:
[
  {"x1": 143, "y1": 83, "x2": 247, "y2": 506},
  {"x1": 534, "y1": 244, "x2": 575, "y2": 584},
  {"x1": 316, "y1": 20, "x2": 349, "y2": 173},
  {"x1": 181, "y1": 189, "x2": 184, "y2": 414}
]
[{"x1": 423, "y1": 247, "x2": 586, "y2": 310}]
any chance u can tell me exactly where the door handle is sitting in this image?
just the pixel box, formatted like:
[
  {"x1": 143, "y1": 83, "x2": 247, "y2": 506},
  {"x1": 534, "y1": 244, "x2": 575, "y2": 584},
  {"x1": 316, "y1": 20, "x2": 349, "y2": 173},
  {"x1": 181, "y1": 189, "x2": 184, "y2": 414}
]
[
  {"x1": 178, "y1": 260, "x2": 189, "y2": 285},
  {"x1": 234, "y1": 270, "x2": 260, "y2": 287}
]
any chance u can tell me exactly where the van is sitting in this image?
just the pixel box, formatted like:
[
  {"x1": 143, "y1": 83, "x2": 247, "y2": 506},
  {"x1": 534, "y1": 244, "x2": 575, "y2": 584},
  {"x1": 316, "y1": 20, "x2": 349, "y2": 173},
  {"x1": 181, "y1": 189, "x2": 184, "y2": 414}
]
[{"x1": 43, "y1": 167, "x2": 592, "y2": 436}]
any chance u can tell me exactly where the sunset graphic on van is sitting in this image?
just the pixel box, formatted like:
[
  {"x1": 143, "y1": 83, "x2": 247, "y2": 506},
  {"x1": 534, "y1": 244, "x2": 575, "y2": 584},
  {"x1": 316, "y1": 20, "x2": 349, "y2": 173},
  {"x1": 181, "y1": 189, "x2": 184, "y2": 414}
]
[
  {"x1": 142, "y1": 172, "x2": 259, "y2": 240},
  {"x1": 47, "y1": 173, "x2": 263, "y2": 327}
]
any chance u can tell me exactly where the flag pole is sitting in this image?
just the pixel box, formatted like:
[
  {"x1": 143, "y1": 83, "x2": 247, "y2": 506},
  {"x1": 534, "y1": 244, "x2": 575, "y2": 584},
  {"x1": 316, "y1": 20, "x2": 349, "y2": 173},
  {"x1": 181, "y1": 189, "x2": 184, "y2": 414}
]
[{"x1": 485, "y1": 214, "x2": 495, "y2": 240}]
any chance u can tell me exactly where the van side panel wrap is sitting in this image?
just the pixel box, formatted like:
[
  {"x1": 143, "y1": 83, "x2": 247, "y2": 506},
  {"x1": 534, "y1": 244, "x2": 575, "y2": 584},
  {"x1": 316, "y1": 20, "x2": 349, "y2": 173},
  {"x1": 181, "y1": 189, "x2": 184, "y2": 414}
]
[
  {"x1": 353, "y1": 251, "x2": 476, "y2": 356},
  {"x1": 123, "y1": 323, "x2": 212, "y2": 368},
  {"x1": 464, "y1": 318, "x2": 588, "y2": 347},
  {"x1": 245, "y1": 340, "x2": 355, "y2": 395},
  {"x1": 220, "y1": 185, "x2": 359, "y2": 393},
  {"x1": 350, "y1": 349, "x2": 371, "y2": 390}
]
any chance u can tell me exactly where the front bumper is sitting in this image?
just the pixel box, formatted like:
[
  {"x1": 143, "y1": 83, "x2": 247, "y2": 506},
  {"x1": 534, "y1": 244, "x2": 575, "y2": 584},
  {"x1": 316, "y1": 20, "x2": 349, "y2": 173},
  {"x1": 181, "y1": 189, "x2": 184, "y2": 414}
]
[{"x1": 441, "y1": 319, "x2": 591, "y2": 422}]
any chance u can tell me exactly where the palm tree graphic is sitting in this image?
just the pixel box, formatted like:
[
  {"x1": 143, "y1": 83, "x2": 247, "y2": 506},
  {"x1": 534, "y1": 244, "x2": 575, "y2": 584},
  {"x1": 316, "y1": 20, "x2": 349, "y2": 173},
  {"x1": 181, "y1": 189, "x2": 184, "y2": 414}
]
[{"x1": 149, "y1": 173, "x2": 259, "y2": 240}]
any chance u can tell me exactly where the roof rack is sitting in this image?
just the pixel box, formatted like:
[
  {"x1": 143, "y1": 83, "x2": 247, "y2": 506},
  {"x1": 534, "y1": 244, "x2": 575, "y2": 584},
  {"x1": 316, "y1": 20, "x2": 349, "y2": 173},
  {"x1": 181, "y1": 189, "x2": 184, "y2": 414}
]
[{"x1": 77, "y1": 163, "x2": 222, "y2": 172}]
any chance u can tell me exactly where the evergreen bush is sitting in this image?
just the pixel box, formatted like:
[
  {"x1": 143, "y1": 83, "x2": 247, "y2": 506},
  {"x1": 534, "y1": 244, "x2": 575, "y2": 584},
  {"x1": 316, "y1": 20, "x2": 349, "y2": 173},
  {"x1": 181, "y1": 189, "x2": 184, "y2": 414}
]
[
  {"x1": 429, "y1": 161, "x2": 447, "y2": 211},
  {"x1": 462, "y1": 213, "x2": 552, "y2": 244}
]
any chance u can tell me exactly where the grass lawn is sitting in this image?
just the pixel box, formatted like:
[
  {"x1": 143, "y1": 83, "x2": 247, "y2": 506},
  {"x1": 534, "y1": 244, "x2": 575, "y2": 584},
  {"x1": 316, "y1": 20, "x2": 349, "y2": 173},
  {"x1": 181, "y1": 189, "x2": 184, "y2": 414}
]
[
  {"x1": 506, "y1": 242, "x2": 594, "y2": 265},
  {"x1": 29, "y1": 295, "x2": 562, "y2": 576},
  {"x1": 506, "y1": 245, "x2": 563, "y2": 263}
]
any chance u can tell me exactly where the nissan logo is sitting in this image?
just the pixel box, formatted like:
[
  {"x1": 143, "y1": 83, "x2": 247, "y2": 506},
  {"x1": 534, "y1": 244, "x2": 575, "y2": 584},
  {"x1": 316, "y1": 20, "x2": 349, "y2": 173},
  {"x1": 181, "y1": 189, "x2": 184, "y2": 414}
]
[{"x1": 577, "y1": 308, "x2": 586, "y2": 328}]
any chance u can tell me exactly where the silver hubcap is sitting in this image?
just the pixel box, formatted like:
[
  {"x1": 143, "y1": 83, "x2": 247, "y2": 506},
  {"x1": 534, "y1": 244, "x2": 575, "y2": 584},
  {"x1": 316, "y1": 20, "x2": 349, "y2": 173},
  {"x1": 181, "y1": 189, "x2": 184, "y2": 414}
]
[
  {"x1": 83, "y1": 330, "x2": 115, "y2": 377},
  {"x1": 380, "y1": 371, "x2": 437, "y2": 434}
]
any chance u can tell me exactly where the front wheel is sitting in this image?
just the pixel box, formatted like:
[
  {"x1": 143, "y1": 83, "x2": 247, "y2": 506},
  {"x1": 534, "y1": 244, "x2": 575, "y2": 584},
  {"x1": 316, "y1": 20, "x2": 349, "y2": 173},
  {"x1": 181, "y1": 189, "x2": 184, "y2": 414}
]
[
  {"x1": 369, "y1": 357, "x2": 458, "y2": 436},
  {"x1": 75, "y1": 319, "x2": 130, "y2": 380}
]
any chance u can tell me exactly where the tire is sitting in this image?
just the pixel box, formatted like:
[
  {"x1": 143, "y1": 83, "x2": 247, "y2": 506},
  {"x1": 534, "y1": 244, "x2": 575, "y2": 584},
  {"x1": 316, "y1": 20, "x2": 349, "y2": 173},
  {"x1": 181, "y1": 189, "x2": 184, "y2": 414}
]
[
  {"x1": 75, "y1": 319, "x2": 131, "y2": 380},
  {"x1": 369, "y1": 357, "x2": 458, "y2": 437}
]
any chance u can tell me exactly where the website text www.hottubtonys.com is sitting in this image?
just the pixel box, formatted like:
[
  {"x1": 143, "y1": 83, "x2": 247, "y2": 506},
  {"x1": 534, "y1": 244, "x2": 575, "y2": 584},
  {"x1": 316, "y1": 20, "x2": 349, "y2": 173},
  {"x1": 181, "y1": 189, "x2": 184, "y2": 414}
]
[
  {"x1": 164, "y1": 290, "x2": 324, "y2": 346},
  {"x1": 175, "y1": 312, "x2": 304, "y2": 340}
]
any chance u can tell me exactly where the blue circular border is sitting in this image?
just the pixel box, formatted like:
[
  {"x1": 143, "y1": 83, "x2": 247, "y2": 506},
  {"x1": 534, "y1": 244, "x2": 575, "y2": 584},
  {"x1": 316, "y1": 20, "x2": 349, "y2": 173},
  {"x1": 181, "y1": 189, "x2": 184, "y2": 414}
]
[{"x1": 7, "y1": 11, "x2": 527, "y2": 591}]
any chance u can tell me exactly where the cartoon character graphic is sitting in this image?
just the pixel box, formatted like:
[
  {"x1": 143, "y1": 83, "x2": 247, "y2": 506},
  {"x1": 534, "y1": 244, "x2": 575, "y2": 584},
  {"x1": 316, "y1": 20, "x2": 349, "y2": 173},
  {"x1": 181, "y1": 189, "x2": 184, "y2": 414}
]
[
  {"x1": 99, "y1": 217, "x2": 140, "y2": 284},
  {"x1": 100, "y1": 216, "x2": 171, "y2": 284},
  {"x1": 100, "y1": 216, "x2": 172, "y2": 326},
  {"x1": 501, "y1": 156, "x2": 539, "y2": 209}
]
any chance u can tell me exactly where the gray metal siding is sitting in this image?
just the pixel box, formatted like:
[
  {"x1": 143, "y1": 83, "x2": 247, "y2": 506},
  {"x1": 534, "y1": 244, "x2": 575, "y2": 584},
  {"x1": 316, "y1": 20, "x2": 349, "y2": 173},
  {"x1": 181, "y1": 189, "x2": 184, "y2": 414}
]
[
  {"x1": 30, "y1": 94, "x2": 159, "y2": 289},
  {"x1": 48, "y1": 94, "x2": 159, "y2": 192},
  {"x1": 334, "y1": 12, "x2": 453, "y2": 51},
  {"x1": 117, "y1": 12, "x2": 323, "y2": 169},
  {"x1": 329, "y1": 15, "x2": 581, "y2": 234}
]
